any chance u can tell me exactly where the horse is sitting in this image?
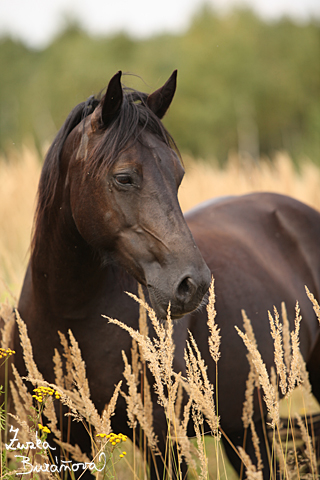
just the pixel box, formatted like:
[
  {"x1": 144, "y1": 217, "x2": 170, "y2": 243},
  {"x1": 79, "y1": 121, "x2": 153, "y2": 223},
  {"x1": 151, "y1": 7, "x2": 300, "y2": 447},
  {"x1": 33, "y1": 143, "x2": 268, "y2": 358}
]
[
  {"x1": 15, "y1": 70, "x2": 320, "y2": 479},
  {"x1": 15, "y1": 70, "x2": 211, "y2": 479}
]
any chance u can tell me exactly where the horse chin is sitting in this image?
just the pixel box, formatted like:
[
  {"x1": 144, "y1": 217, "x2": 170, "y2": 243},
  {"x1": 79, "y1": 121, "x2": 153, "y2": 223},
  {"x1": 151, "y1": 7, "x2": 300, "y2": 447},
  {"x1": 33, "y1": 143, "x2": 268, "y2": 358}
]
[
  {"x1": 147, "y1": 287, "x2": 205, "y2": 322},
  {"x1": 150, "y1": 302, "x2": 198, "y2": 322}
]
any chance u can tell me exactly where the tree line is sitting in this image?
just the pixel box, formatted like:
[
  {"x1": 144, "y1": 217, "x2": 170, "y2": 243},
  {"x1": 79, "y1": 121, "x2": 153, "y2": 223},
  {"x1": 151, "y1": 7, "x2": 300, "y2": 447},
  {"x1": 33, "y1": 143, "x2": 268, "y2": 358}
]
[{"x1": 0, "y1": 6, "x2": 319, "y2": 163}]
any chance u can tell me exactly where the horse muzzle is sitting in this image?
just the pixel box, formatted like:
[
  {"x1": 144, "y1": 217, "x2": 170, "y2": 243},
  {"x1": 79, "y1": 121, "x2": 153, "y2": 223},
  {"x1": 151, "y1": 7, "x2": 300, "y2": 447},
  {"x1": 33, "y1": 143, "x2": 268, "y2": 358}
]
[{"x1": 146, "y1": 263, "x2": 211, "y2": 320}]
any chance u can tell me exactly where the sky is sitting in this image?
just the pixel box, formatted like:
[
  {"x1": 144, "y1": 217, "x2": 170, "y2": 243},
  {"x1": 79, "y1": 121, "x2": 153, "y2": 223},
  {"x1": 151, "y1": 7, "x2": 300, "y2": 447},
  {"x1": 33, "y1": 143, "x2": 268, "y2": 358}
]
[{"x1": 0, "y1": 0, "x2": 319, "y2": 49}]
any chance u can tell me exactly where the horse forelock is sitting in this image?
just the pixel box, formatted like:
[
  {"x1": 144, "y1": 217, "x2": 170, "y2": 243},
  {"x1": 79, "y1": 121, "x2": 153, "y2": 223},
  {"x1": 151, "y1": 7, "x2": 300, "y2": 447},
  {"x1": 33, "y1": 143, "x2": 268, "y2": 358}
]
[{"x1": 84, "y1": 87, "x2": 180, "y2": 179}]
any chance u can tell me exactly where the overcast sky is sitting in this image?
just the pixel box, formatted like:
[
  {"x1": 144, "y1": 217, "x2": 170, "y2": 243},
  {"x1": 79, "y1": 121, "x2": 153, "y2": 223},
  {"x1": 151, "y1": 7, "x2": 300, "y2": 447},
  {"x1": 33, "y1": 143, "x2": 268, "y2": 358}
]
[{"x1": 1, "y1": 0, "x2": 319, "y2": 49}]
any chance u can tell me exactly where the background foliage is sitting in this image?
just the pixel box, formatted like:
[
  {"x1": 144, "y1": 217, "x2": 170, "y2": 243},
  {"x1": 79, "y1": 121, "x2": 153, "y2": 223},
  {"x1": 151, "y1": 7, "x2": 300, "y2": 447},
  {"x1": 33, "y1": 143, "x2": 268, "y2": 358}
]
[{"x1": 0, "y1": 6, "x2": 319, "y2": 163}]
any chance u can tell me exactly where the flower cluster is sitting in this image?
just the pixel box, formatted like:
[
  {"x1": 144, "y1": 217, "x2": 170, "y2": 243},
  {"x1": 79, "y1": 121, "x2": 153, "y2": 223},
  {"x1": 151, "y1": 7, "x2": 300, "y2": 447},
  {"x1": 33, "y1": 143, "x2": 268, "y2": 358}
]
[
  {"x1": 96, "y1": 432, "x2": 127, "y2": 445},
  {"x1": 32, "y1": 386, "x2": 61, "y2": 403},
  {"x1": 38, "y1": 424, "x2": 51, "y2": 434},
  {"x1": 0, "y1": 347, "x2": 15, "y2": 359},
  {"x1": 96, "y1": 432, "x2": 127, "y2": 458}
]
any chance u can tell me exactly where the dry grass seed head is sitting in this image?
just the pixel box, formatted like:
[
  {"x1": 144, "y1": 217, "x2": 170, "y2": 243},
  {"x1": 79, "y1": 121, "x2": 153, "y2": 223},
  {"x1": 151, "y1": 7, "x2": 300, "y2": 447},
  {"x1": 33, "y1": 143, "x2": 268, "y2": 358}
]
[
  {"x1": 241, "y1": 310, "x2": 259, "y2": 429},
  {"x1": 184, "y1": 332, "x2": 219, "y2": 435},
  {"x1": 138, "y1": 283, "x2": 149, "y2": 338},
  {"x1": 269, "y1": 366, "x2": 279, "y2": 405},
  {"x1": 281, "y1": 302, "x2": 292, "y2": 372},
  {"x1": 100, "y1": 380, "x2": 122, "y2": 436},
  {"x1": 126, "y1": 291, "x2": 164, "y2": 341},
  {"x1": 174, "y1": 382, "x2": 184, "y2": 421},
  {"x1": 107, "y1": 315, "x2": 167, "y2": 408},
  {"x1": 242, "y1": 367, "x2": 256, "y2": 430},
  {"x1": 15, "y1": 309, "x2": 44, "y2": 382},
  {"x1": 52, "y1": 347, "x2": 65, "y2": 389},
  {"x1": 121, "y1": 350, "x2": 158, "y2": 450},
  {"x1": 305, "y1": 286, "x2": 320, "y2": 325},
  {"x1": 11, "y1": 364, "x2": 33, "y2": 413},
  {"x1": 287, "y1": 302, "x2": 302, "y2": 396},
  {"x1": 241, "y1": 310, "x2": 260, "y2": 387},
  {"x1": 268, "y1": 307, "x2": 287, "y2": 395},
  {"x1": 62, "y1": 330, "x2": 105, "y2": 431},
  {"x1": 130, "y1": 338, "x2": 141, "y2": 380},
  {"x1": 106, "y1": 295, "x2": 178, "y2": 416},
  {"x1": 68, "y1": 329, "x2": 90, "y2": 399},
  {"x1": 9, "y1": 379, "x2": 29, "y2": 426},
  {"x1": 237, "y1": 446, "x2": 263, "y2": 480},
  {"x1": 297, "y1": 352, "x2": 312, "y2": 396},
  {"x1": 58, "y1": 331, "x2": 73, "y2": 390},
  {"x1": 235, "y1": 326, "x2": 279, "y2": 428},
  {"x1": 249, "y1": 419, "x2": 263, "y2": 471},
  {"x1": 206, "y1": 277, "x2": 221, "y2": 363}
]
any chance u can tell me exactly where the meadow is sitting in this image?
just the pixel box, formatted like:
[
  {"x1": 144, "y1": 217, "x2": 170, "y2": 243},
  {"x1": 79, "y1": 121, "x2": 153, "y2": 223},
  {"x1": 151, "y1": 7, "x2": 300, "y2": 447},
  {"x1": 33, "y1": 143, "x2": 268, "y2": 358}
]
[{"x1": 0, "y1": 146, "x2": 320, "y2": 479}]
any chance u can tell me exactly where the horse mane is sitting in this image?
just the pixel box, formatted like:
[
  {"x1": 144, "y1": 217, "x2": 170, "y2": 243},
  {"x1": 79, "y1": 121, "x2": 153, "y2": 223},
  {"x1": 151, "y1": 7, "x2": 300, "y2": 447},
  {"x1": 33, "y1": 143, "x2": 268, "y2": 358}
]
[
  {"x1": 31, "y1": 96, "x2": 99, "y2": 255},
  {"x1": 32, "y1": 86, "x2": 179, "y2": 256}
]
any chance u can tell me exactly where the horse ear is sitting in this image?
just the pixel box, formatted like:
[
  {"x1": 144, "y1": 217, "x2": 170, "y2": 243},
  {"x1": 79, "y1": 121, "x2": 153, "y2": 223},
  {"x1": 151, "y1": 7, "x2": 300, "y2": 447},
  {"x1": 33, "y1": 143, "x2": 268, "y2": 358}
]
[
  {"x1": 100, "y1": 71, "x2": 123, "y2": 127},
  {"x1": 147, "y1": 70, "x2": 177, "y2": 119}
]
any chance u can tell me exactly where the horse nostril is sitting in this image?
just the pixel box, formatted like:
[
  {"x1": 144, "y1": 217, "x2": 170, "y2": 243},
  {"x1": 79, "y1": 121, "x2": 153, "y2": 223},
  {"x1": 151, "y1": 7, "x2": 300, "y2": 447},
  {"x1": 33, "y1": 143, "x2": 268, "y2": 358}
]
[{"x1": 175, "y1": 276, "x2": 197, "y2": 304}]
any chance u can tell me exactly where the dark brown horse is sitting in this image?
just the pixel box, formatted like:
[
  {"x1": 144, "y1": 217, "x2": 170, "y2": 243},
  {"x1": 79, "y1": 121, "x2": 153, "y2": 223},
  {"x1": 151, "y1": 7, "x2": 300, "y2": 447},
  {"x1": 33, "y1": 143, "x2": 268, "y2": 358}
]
[
  {"x1": 15, "y1": 71, "x2": 320, "y2": 479},
  {"x1": 16, "y1": 71, "x2": 211, "y2": 479}
]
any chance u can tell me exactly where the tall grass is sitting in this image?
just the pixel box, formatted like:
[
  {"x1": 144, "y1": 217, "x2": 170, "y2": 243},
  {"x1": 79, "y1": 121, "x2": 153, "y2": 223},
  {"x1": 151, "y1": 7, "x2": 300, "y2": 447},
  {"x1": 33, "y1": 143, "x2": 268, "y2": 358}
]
[
  {"x1": 0, "y1": 144, "x2": 40, "y2": 298},
  {"x1": 0, "y1": 146, "x2": 320, "y2": 478},
  {"x1": 0, "y1": 282, "x2": 319, "y2": 478}
]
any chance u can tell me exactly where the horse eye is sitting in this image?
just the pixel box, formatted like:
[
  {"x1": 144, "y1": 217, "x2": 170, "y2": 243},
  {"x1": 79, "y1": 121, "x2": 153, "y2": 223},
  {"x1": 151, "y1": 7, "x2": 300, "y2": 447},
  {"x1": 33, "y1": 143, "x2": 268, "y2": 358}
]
[{"x1": 115, "y1": 174, "x2": 133, "y2": 185}]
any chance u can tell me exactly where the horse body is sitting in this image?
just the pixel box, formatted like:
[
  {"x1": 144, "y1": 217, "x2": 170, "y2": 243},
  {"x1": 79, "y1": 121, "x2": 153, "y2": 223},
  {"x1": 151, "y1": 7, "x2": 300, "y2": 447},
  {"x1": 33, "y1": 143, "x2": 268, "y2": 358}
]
[
  {"x1": 14, "y1": 71, "x2": 320, "y2": 479},
  {"x1": 187, "y1": 192, "x2": 320, "y2": 472}
]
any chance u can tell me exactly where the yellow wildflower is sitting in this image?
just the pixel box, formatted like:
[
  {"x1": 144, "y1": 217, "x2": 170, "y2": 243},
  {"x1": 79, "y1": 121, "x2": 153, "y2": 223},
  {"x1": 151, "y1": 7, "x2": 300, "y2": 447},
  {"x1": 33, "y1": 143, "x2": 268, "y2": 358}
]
[
  {"x1": 33, "y1": 386, "x2": 61, "y2": 403},
  {"x1": 0, "y1": 348, "x2": 15, "y2": 357},
  {"x1": 38, "y1": 424, "x2": 50, "y2": 434}
]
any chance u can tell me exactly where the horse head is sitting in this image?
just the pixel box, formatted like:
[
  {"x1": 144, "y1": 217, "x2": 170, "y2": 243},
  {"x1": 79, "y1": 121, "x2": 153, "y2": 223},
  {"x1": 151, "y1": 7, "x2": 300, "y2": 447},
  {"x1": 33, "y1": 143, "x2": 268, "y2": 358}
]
[{"x1": 37, "y1": 71, "x2": 211, "y2": 319}]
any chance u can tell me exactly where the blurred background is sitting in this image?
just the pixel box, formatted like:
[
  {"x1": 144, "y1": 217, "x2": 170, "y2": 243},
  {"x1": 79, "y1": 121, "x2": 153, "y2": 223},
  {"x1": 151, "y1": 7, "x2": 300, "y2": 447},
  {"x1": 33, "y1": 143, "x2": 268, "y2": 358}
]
[
  {"x1": 0, "y1": 0, "x2": 319, "y2": 163},
  {"x1": 0, "y1": 0, "x2": 320, "y2": 296}
]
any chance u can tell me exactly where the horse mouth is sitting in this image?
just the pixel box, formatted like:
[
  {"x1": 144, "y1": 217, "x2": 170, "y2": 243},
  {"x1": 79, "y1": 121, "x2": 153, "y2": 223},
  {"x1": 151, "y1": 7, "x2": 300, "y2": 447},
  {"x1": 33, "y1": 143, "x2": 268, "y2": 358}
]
[{"x1": 147, "y1": 281, "x2": 209, "y2": 321}]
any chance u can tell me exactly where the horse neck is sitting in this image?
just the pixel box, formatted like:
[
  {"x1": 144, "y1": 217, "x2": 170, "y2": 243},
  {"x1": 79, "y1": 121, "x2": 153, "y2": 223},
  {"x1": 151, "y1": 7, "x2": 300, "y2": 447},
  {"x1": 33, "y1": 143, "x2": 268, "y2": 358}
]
[{"x1": 29, "y1": 195, "x2": 116, "y2": 321}]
